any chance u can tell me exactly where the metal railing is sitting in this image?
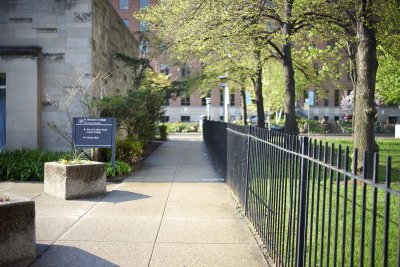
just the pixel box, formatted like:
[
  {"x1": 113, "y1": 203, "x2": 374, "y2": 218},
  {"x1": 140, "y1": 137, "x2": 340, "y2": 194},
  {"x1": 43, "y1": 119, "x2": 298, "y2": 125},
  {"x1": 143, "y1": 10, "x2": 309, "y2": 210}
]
[{"x1": 203, "y1": 120, "x2": 400, "y2": 267}]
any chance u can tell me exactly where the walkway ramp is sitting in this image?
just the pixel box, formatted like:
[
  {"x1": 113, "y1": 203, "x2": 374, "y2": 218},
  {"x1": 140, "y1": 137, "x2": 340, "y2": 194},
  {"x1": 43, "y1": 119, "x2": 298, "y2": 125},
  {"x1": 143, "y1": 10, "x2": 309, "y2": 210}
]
[{"x1": 1, "y1": 134, "x2": 268, "y2": 266}]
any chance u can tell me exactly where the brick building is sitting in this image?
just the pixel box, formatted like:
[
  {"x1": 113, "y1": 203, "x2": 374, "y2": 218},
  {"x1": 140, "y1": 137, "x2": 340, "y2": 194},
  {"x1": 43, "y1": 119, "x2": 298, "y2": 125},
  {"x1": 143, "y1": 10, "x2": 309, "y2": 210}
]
[
  {"x1": 107, "y1": 0, "x2": 244, "y2": 123},
  {"x1": 297, "y1": 40, "x2": 400, "y2": 123},
  {"x1": 108, "y1": 0, "x2": 399, "y2": 125}
]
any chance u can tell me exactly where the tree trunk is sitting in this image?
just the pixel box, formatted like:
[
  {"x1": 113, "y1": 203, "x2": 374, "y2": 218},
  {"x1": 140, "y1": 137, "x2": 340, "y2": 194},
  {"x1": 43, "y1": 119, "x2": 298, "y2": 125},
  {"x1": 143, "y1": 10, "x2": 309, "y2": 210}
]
[
  {"x1": 254, "y1": 50, "x2": 265, "y2": 128},
  {"x1": 281, "y1": 1, "x2": 298, "y2": 135},
  {"x1": 353, "y1": 7, "x2": 379, "y2": 178},
  {"x1": 282, "y1": 46, "x2": 298, "y2": 135},
  {"x1": 240, "y1": 88, "x2": 248, "y2": 125}
]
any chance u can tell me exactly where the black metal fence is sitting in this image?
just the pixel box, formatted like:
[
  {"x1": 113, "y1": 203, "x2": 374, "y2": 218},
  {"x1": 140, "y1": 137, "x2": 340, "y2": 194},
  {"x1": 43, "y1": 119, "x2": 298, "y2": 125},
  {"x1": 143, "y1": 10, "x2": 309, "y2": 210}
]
[{"x1": 203, "y1": 120, "x2": 400, "y2": 267}]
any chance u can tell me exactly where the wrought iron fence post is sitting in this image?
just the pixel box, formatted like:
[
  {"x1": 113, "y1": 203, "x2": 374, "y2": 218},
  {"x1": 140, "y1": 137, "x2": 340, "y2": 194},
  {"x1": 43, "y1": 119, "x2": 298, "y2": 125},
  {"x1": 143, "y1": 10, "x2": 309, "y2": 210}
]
[
  {"x1": 296, "y1": 137, "x2": 309, "y2": 267},
  {"x1": 244, "y1": 125, "x2": 251, "y2": 215}
]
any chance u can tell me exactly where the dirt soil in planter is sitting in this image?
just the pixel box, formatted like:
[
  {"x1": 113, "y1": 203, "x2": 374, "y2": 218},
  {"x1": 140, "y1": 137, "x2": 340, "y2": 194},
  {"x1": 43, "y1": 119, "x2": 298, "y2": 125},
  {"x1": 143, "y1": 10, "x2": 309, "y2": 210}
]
[{"x1": 106, "y1": 141, "x2": 162, "y2": 183}]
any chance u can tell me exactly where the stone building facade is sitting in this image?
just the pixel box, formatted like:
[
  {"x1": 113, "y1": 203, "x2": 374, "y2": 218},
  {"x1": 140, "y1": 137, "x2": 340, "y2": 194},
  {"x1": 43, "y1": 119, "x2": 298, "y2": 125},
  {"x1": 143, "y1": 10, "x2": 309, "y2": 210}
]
[{"x1": 0, "y1": 0, "x2": 138, "y2": 151}]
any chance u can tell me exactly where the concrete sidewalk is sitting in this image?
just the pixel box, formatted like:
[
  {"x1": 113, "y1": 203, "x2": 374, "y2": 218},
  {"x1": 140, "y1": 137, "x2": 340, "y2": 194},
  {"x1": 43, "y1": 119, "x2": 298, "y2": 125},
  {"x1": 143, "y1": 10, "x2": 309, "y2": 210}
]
[{"x1": 1, "y1": 134, "x2": 267, "y2": 266}]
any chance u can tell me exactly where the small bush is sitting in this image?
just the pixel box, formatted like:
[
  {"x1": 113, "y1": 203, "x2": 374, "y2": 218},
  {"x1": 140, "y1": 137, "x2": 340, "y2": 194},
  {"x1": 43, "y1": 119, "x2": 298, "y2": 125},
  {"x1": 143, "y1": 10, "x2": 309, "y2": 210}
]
[
  {"x1": 164, "y1": 122, "x2": 198, "y2": 133},
  {"x1": 158, "y1": 124, "x2": 168, "y2": 140},
  {"x1": 105, "y1": 160, "x2": 132, "y2": 178},
  {"x1": 0, "y1": 149, "x2": 70, "y2": 182},
  {"x1": 105, "y1": 139, "x2": 144, "y2": 164}
]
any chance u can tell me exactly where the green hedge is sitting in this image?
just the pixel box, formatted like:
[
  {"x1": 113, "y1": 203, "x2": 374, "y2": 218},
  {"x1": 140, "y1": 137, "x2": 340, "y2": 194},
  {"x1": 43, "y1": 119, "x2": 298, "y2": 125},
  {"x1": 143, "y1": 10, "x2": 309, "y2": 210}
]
[
  {"x1": 163, "y1": 122, "x2": 198, "y2": 133},
  {"x1": 0, "y1": 149, "x2": 70, "y2": 182},
  {"x1": 104, "y1": 139, "x2": 144, "y2": 165},
  {"x1": 105, "y1": 161, "x2": 132, "y2": 178}
]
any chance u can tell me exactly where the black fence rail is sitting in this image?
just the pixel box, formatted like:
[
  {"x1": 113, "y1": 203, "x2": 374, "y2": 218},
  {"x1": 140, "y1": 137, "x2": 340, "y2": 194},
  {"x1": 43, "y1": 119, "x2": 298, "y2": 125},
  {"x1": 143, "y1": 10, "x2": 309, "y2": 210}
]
[{"x1": 203, "y1": 120, "x2": 400, "y2": 267}]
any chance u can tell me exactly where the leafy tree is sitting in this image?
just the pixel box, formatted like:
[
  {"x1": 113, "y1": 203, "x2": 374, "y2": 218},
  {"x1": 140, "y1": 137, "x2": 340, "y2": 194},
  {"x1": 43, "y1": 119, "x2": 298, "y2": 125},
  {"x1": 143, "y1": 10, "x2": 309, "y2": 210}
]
[
  {"x1": 136, "y1": 1, "x2": 270, "y2": 127},
  {"x1": 138, "y1": 0, "x2": 348, "y2": 132},
  {"x1": 304, "y1": 0, "x2": 400, "y2": 176},
  {"x1": 95, "y1": 55, "x2": 171, "y2": 143},
  {"x1": 376, "y1": 48, "x2": 400, "y2": 104}
]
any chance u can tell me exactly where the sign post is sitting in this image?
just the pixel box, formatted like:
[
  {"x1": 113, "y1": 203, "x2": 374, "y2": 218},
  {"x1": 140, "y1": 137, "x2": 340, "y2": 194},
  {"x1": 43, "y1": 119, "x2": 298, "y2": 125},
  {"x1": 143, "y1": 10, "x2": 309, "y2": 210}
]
[
  {"x1": 306, "y1": 91, "x2": 315, "y2": 137},
  {"x1": 72, "y1": 117, "x2": 116, "y2": 167}
]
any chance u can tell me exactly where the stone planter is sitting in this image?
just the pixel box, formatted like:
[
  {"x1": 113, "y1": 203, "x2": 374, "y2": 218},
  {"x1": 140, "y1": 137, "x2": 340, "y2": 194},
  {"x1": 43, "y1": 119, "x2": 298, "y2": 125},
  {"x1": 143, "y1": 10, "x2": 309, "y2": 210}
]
[
  {"x1": 0, "y1": 195, "x2": 36, "y2": 266},
  {"x1": 44, "y1": 161, "x2": 106, "y2": 200}
]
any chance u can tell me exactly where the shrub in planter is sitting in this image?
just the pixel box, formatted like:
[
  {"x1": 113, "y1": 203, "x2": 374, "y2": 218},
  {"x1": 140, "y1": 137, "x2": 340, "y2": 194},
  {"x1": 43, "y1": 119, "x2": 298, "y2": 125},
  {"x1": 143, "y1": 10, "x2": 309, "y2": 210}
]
[{"x1": 0, "y1": 194, "x2": 36, "y2": 266}]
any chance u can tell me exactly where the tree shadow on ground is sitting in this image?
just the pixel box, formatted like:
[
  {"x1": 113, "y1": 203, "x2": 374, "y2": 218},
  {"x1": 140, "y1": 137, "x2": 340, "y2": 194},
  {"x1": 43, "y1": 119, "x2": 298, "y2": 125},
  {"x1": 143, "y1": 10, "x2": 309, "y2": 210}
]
[
  {"x1": 99, "y1": 190, "x2": 151, "y2": 203},
  {"x1": 33, "y1": 244, "x2": 118, "y2": 267}
]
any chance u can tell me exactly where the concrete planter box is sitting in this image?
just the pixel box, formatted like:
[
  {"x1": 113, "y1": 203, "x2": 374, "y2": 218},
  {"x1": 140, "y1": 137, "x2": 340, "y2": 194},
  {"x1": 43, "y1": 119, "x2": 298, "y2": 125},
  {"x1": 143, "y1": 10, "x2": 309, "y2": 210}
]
[
  {"x1": 0, "y1": 196, "x2": 36, "y2": 266},
  {"x1": 44, "y1": 161, "x2": 106, "y2": 200}
]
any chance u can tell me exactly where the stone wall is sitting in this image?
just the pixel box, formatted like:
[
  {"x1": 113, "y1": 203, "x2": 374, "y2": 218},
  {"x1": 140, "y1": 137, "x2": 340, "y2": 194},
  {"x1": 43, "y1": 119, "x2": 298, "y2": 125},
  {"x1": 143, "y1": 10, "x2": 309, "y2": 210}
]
[
  {"x1": 0, "y1": 0, "x2": 138, "y2": 150},
  {"x1": 92, "y1": 0, "x2": 138, "y2": 96}
]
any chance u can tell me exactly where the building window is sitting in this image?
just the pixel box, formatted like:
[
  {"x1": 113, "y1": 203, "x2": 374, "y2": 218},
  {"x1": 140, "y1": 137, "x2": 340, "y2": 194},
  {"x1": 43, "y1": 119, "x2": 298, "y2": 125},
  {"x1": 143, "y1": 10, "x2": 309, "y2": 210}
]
[
  {"x1": 0, "y1": 74, "x2": 5, "y2": 87},
  {"x1": 180, "y1": 64, "x2": 190, "y2": 78},
  {"x1": 324, "y1": 91, "x2": 329, "y2": 107},
  {"x1": 220, "y1": 90, "x2": 223, "y2": 106},
  {"x1": 324, "y1": 116, "x2": 330, "y2": 121},
  {"x1": 139, "y1": 39, "x2": 149, "y2": 58},
  {"x1": 139, "y1": 21, "x2": 149, "y2": 32},
  {"x1": 119, "y1": 0, "x2": 129, "y2": 10},
  {"x1": 314, "y1": 116, "x2": 319, "y2": 121},
  {"x1": 160, "y1": 43, "x2": 168, "y2": 54},
  {"x1": 334, "y1": 90, "x2": 340, "y2": 106},
  {"x1": 0, "y1": 73, "x2": 6, "y2": 151},
  {"x1": 181, "y1": 116, "x2": 190, "y2": 122},
  {"x1": 164, "y1": 95, "x2": 169, "y2": 106},
  {"x1": 202, "y1": 92, "x2": 211, "y2": 106},
  {"x1": 139, "y1": 0, "x2": 149, "y2": 9},
  {"x1": 388, "y1": 117, "x2": 398, "y2": 124},
  {"x1": 219, "y1": 116, "x2": 224, "y2": 121},
  {"x1": 161, "y1": 116, "x2": 169, "y2": 123},
  {"x1": 230, "y1": 93, "x2": 235, "y2": 106},
  {"x1": 122, "y1": 19, "x2": 129, "y2": 26},
  {"x1": 181, "y1": 93, "x2": 190, "y2": 106},
  {"x1": 160, "y1": 64, "x2": 169, "y2": 75},
  {"x1": 334, "y1": 116, "x2": 339, "y2": 121}
]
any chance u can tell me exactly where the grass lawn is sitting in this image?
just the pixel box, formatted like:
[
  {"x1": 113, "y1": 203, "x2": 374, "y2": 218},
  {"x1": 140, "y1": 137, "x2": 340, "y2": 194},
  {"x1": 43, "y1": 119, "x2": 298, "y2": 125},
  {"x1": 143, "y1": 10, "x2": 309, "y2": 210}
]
[
  {"x1": 316, "y1": 138, "x2": 400, "y2": 185},
  {"x1": 244, "y1": 138, "x2": 400, "y2": 267}
]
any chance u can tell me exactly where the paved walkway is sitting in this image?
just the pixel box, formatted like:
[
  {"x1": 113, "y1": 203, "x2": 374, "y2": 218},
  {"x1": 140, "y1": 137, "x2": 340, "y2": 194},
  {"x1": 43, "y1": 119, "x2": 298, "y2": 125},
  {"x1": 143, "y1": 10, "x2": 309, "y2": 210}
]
[{"x1": 1, "y1": 134, "x2": 267, "y2": 266}]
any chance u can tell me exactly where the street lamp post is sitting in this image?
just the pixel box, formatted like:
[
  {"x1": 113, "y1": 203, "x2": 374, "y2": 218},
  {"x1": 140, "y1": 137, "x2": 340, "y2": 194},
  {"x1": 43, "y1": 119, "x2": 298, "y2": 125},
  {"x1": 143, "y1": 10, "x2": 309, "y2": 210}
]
[
  {"x1": 219, "y1": 75, "x2": 229, "y2": 123},
  {"x1": 205, "y1": 97, "x2": 211, "y2": 120}
]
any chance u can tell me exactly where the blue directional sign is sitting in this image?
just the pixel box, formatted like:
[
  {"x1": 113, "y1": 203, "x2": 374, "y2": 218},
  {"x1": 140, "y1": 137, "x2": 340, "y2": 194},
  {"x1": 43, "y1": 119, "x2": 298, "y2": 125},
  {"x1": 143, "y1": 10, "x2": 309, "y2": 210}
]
[
  {"x1": 245, "y1": 91, "x2": 252, "y2": 105},
  {"x1": 308, "y1": 91, "x2": 315, "y2": 106},
  {"x1": 72, "y1": 117, "x2": 116, "y2": 166}
]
